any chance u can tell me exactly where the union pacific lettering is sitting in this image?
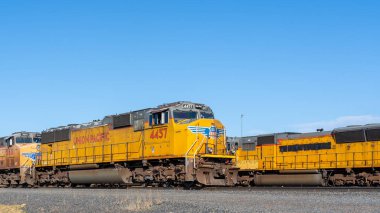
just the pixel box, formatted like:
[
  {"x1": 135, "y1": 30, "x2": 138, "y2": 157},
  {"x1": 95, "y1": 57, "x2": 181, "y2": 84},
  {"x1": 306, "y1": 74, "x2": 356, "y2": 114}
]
[{"x1": 74, "y1": 132, "x2": 110, "y2": 145}]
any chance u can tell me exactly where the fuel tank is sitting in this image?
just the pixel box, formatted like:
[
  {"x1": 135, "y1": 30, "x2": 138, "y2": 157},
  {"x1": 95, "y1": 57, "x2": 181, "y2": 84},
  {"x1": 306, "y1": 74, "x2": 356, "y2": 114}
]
[
  {"x1": 69, "y1": 168, "x2": 132, "y2": 184},
  {"x1": 254, "y1": 173, "x2": 323, "y2": 186}
]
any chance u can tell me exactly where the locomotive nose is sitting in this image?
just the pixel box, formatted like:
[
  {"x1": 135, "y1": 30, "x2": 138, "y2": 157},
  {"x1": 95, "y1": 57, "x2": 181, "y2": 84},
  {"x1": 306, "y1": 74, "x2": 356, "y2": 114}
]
[{"x1": 205, "y1": 120, "x2": 225, "y2": 154}]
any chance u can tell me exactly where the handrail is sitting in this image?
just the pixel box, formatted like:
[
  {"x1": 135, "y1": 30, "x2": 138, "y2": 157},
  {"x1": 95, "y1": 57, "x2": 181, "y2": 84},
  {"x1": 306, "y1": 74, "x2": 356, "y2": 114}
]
[
  {"x1": 185, "y1": 139, "x2": 198, "y2": 158},
  {"x1": 185, "y1": 126, "x2": 200, "y2": 170},
  {"x1": 223, "y1": 129, "x2": 227, "y2": 152},
  {"x1": 37, "y1": 140, "x2": 142, "y2": 166},
  {"x1": 237, "y1": 150, "x2": 380, "y2": 171},
  {"x1": 193, "y1": 136, "x2": 206, "y2": 168}
]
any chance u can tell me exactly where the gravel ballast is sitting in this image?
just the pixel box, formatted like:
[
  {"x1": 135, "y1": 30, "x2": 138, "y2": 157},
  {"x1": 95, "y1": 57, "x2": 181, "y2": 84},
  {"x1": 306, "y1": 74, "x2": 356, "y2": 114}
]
[{"x1": 0, "y1": 188, "x2": 379, "y2": 212}]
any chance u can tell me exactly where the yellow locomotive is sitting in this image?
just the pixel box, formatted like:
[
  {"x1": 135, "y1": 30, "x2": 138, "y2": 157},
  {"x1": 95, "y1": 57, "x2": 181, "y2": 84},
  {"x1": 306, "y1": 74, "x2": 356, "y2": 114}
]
[
  {"x1": 234, "y1": 124, "x2": 380, "y2": 186},
  {"x1": 36, "y1": 101, "x2": 238, "y2": 187},
  {"x1": 0, "y1": 132, "x2": 41, "y2": 187}
]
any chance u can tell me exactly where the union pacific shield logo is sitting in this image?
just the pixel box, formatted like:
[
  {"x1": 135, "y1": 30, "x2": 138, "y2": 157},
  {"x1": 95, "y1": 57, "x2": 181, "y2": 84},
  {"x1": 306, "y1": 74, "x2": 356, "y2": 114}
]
[
  {"x1": 209, "y1": 126, "x2": 217, "y2": 138},
  {"x1": 22, "y1": 152, "x2": 41, "y2": 161},
  {"x1": 188, "y1": 126, "x2": 224, "y2": 138}
]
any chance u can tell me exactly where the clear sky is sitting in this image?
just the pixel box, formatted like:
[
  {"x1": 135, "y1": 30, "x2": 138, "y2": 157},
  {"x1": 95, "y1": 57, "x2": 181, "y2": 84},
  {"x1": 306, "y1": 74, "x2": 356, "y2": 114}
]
[{"x1": 0, "y1": 1, "x2": 379, "y2": 136}]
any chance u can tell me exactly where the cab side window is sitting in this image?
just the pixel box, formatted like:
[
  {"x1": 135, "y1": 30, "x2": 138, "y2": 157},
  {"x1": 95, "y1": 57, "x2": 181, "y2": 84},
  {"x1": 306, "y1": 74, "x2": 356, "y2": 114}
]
[
  {"x1": 149, "y1": 111, "x2": 169, "y2": 126},
  {"x1": 6, "y1": 137, "x2": 14, "y2": 146}
]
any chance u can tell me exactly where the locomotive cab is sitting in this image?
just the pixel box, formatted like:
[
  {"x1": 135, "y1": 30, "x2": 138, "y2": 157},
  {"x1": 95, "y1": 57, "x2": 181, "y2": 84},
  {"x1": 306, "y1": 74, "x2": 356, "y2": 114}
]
[
  {"x1": 153, "y1": 102, "x2": 238, "y2": 186},
  {"x1": 5, "y1": 132, "x2": 41, "y2": 147}
]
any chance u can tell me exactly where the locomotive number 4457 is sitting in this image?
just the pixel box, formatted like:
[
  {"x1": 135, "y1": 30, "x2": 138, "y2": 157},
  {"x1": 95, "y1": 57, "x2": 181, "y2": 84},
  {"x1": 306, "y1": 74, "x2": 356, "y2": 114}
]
[{"x1": 150, "y1": 128, "x2": 168, "y2": 139}]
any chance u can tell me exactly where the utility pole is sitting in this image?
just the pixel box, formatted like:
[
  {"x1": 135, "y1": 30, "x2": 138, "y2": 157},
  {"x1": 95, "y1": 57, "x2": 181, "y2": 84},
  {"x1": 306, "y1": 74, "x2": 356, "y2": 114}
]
[{"x1": 240, "y1": 114, "x2": 244, "y2": 137}]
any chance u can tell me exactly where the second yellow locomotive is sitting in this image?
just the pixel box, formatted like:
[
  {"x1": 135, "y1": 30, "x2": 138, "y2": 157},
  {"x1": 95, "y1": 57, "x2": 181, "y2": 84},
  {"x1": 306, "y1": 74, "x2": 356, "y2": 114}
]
[{"x1": 233, "y1": 124, "x2": 380, "y2": 186}]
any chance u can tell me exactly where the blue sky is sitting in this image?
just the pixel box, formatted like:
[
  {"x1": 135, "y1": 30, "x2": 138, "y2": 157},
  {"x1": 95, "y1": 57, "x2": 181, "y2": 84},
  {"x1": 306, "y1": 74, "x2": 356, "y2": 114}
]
[{"x1": 0, "y1": 1, "x2": 379, "y2": 136}]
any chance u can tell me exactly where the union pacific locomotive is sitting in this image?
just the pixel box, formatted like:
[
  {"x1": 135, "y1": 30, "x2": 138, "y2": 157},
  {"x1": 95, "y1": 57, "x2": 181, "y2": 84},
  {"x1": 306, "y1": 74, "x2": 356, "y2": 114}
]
[
  {"x1": 2, "y1": 101, "x2": 380, "y2": 188},
  {"x1": 233, "y1": 124, "x2": 380, "y2": 186},
  {"x1": 0, "y1": 101, "x2": 237, "y2": 187},
  {"x1": 0, "y1": 132, "x2": 41, "y2": 187}
]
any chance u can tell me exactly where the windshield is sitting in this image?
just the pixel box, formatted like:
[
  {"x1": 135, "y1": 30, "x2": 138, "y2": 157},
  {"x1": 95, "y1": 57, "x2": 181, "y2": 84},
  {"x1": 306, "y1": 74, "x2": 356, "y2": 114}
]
[
  {"x1": 173, "y1": 110, "x2": 198, "y2": 123},
  {"x1": 200, "y1": 112, "x2": 214, "y2": 119},
  {"x1": 16, "y1": 137, "x2": 33, "y2": 143},
  {"x1": 33, "y1": 137, "x2": 42, "y2": 143}
]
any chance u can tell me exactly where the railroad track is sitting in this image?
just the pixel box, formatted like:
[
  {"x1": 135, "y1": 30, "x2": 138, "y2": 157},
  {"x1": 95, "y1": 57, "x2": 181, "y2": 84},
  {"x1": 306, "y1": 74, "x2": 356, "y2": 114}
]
[{"x1": 12, "y1": 185, "x2": 379, "y2": 191}]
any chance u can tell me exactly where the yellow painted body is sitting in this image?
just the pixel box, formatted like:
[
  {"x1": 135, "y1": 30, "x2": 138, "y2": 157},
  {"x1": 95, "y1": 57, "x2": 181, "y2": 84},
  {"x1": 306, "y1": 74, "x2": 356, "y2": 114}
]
[
  {"x1": 236, "y1": 135, "x2": 380, "y2": 172},
  {"x1": 18, "y1": 143, "x2": 40, "y2": 183},
  {"x1": 0, "y1": 143, "x2": 39, "y2": 184},
  {"x1": 0, "y1": 143, "x2": 39, "y2": 170},
  {"x1": 19, "y1": 143, "x2": 40, "y2": 169},
  {"x1": 37, "y1": 119, "x2": 229, "y2": 167}
]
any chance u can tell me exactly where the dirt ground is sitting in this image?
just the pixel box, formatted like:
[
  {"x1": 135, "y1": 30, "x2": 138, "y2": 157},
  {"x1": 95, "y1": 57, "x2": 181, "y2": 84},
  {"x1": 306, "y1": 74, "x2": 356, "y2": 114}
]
[{"x1": 0, "y1": 187, "x2": 379, "y2": 212}]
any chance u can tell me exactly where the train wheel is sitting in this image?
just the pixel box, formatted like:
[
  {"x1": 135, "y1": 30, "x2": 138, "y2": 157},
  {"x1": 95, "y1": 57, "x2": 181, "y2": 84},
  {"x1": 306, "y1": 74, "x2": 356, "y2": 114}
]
[
  {"x1": 183, "y1": 181, "x2": 203, "y2": 190},
  {"x1": 183, "y1": 181, "x2": 194, "y2": 190},
  {"x1": 162, "y1": 181, "x2": 173, "y2": 188}
]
